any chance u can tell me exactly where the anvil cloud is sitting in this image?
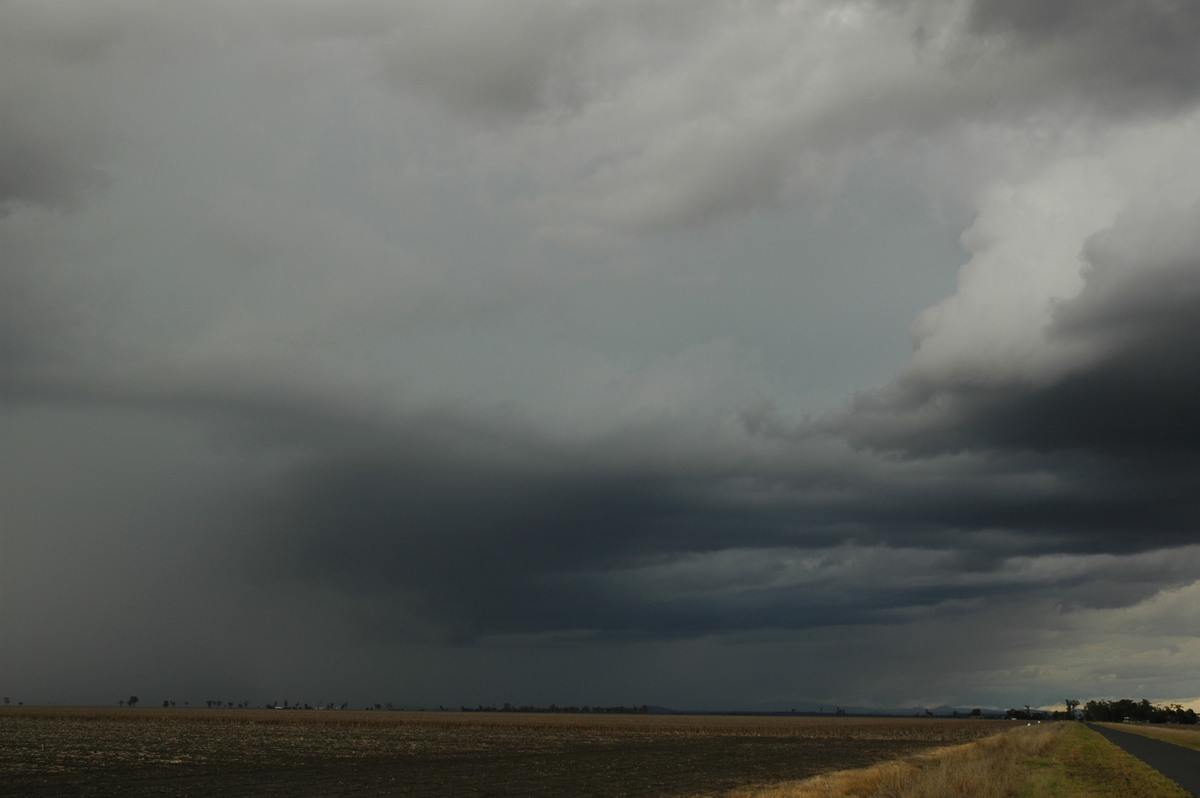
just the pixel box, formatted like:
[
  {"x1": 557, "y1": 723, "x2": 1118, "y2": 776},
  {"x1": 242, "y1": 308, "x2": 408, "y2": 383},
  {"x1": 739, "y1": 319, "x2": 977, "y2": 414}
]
[{"x1": 3, "y1": 0, "x2": 1200, "y2": 712}]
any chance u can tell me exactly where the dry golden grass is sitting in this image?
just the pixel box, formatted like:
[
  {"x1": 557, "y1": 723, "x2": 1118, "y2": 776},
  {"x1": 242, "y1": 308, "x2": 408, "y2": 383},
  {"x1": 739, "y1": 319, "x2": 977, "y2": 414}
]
[
  {"x1": 723, "y1": 722, "x2": 1061, "y2": 798},
  {"x1": 1033, "y1": 722, "x2": 1191, "y2": 797},
  {"x1": 726, "y1": 722, "x2": 1191, "y2": 798}
]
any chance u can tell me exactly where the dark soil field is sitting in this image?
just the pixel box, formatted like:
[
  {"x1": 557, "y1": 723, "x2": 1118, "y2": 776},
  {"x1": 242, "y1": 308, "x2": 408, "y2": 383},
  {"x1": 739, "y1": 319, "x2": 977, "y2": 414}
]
[{"x1": 0, "y1": 707, "x2": 1003, "y2": 797}]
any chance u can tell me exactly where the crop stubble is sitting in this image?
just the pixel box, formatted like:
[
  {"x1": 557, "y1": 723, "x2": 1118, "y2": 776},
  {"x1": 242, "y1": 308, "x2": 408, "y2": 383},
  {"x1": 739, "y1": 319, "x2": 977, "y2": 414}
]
[{"x1": 0, "y1": 707, "x2": 1002, "y2": 797}]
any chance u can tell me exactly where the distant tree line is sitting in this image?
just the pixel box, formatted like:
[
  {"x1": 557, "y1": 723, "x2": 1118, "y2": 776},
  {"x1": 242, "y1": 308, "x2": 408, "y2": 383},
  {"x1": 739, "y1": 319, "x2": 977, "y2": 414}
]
[
  {"x1": 1003, "y1": 698, "x2": 1197, "y2": 724},
  {"x1": 266, "y1": 701, "x2": 349, "y2": 710},
  {"x1": 119, "y1": 698, "x2": 355, "y2": 711},
  {"x1": 462, "y1": 703, "x2": 651, "y2": 714},
  {"x1": 106, "y1": 693, "x2": 1195, "y2": 723},
  {"x1": 1083, "y1": 698, "x2": 1197, "y2": 724},
  {"x1": 1005, "y1": 704, "x2": 1059, "y2": 720}
]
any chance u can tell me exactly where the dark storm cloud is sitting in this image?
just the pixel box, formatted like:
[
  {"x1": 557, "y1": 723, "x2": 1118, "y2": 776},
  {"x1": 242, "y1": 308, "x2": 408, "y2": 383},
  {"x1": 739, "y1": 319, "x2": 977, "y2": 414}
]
[
  {"x1": 8, "y1": 0, "x2": 1200, "y2": 710},
  {"x1": 368, "y1": 2, "x2": 698, "y2": 121},
  {"x1": 964, "y1": 0, "x2": 1200, "y2": 114},
  {"x1": 373, "y1": 4, "x2": 590, "y2": 119},
  {"x1": 0, "y1": 3, "x2": 140, "y2": 210},
  {"x1": 0, "y1": 214, "x2": 103, "y2": 398},
  {"x1": 0, "y1": 119, "x2": 105, "y2": 211},
  {"x1": 258, "y1": 431, "x2": 806, "y2": 642},
  {"x1": 0, "y1": 2, "x2": 163, "y2": 391},
  {"x1": 253, "y1": 413, "x2": 789, "y2": 639},
  {"x1": 242, "y1": 387, "x2": 1194, "y2": 645}
]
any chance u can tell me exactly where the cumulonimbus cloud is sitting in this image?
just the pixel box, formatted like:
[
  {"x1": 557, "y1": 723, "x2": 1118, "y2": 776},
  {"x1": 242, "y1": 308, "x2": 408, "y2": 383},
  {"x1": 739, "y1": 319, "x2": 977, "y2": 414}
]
[{"x1": 6, "y1": 0, "x2": 1200, "y2": 709}]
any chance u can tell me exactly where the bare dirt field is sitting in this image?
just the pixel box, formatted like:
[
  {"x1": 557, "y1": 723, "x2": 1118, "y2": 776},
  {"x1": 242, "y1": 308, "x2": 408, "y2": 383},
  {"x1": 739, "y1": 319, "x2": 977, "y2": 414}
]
[{"x1": 0, "y1": 707, "x2": 1004, "y2": 797}]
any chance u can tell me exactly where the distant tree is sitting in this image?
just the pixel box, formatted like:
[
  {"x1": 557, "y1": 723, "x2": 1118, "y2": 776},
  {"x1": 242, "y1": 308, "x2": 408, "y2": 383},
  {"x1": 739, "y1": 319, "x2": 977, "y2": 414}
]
[
  {"x1": 970, "y1": 708, "x2": 982, "y2": 717},
  {"x1": 163, "y1": 700, "x2": 170, "y2": 708},
  {"x1": 1065, "y1": 699, "x2": 1080, "y2": 718},
  {"x1": 3, "y1": 697, "x2": 8, "y2": 705},
  {"x1": 128, "y1": 696, "x2": 139, "y2": 708}
]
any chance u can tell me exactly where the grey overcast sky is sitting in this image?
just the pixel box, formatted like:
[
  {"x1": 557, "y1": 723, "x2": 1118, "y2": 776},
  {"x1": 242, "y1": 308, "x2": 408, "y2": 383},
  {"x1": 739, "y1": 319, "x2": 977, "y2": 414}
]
[{"x1": 4, "y1": 0, "x2": 1200, "y2": 713}]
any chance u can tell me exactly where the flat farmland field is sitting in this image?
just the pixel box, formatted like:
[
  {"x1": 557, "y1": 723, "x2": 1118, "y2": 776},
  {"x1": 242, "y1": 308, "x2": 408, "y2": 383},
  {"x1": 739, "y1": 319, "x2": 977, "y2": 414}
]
[{"x1": 0, "y1": 707, "x2": 1003, "y2": 797}]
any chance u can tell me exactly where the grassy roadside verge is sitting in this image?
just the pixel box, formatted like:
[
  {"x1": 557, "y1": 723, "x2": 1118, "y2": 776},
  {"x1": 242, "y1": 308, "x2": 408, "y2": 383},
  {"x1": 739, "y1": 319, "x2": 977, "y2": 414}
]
[
  {"x1": 723, "y1": 722, "x2": 1189, "y2": 797},
  {"x1": 1022, "y1": 722, "x2": 1189, "y2": 797}
]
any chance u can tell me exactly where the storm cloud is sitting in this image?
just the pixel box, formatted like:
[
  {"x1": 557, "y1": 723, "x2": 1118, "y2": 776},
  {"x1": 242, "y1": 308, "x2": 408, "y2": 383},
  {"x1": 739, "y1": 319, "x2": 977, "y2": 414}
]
[{"x1": 4, "y1": 0, "x2": 1200, "y2": 712}]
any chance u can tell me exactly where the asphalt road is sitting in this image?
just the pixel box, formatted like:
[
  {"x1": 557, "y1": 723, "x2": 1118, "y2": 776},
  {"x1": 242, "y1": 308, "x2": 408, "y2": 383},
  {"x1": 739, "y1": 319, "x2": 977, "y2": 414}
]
[{"x1": 1089, "y1": 724, "x2": 1200, "y2": 796}]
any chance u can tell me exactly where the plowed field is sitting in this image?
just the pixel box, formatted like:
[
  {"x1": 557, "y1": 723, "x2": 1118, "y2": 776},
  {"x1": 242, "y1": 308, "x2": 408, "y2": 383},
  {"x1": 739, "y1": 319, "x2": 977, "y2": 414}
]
[{"x1": 0, "y1": 707, "x2": 1002, "y2": 797}]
